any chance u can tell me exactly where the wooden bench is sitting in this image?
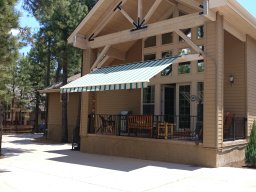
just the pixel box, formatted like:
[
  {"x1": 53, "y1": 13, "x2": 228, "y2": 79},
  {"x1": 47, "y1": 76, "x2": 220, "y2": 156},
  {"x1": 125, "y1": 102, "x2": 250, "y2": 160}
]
[{"x1": 128, "y1": 115, "x2": 153, "y2": 137}]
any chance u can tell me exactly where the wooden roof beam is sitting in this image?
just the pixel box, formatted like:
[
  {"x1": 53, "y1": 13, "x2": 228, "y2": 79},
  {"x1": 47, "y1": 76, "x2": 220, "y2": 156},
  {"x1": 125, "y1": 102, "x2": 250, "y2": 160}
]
[
  {"x1": 97, "y1": 55, "x2": 112, "y2": 68},
  {"x1": 144, "y1": 0, "x2": 163, "y2": 23},
  {"x1": 91, "y1": 45, "x2": 111, "y2": 70},
  {"x1": 92, "y1": 0, "x2": 129, "y2": 37},
  {"x1": 174, "y1": 54, "x2": 204, "y2": 63},
  {"x1": 78, "y1": 13, "x2": 207, "y2": 49},
  {"x1": 175, "y1": 29, "x2": 204, "y2": 55}
]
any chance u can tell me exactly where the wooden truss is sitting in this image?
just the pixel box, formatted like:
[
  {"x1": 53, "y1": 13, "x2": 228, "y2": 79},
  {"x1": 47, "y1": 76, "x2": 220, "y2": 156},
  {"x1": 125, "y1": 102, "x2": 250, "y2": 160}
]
[{"x1": 75, "y1": 0, "x2": 215, "y2": 69}]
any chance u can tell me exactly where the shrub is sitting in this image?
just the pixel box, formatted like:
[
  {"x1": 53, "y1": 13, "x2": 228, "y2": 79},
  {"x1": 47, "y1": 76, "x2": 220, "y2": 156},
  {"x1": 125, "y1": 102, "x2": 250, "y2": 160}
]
[{"x1": 245, "y1": 121, "x2": 256, "y2": 167}]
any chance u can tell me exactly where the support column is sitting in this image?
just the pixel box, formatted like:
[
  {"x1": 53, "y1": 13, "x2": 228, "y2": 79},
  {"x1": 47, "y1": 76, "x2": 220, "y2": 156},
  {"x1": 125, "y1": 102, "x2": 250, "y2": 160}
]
[
  {"x1": 203, "y1": 14, "x2": 224, "y2": 149},
  {"x1": 80, "y1": 49, "x2": 96, "y2": 137},
  {"x1": 155, "y1": 84, "x2": 161, "y2": 115}
]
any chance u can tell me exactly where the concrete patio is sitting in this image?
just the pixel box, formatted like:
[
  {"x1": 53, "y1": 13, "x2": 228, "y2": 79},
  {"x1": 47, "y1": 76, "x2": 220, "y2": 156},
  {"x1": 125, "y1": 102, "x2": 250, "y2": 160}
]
[{"x1": 0, "y1": 134, "x2": 255, "y2": 192}]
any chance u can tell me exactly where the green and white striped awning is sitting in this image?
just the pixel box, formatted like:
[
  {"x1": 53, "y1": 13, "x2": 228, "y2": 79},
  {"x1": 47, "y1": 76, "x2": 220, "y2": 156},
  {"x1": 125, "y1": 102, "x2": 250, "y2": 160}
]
[{"x1": 60, "y1": 57, "x2": 178, "y2": 93}]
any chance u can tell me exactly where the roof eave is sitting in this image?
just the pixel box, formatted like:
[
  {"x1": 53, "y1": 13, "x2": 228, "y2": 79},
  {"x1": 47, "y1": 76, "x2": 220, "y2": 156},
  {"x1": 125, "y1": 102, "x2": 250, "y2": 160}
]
[{"x1": 67, "y1": 0, "x2": 105, "y2": 44}]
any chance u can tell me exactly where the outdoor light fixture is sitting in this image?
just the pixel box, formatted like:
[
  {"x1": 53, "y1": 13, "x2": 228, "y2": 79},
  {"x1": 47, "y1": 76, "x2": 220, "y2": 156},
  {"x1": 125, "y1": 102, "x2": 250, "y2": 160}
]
[{"x1": 229, "y1": 75, "x2": 234, "y2": 85}]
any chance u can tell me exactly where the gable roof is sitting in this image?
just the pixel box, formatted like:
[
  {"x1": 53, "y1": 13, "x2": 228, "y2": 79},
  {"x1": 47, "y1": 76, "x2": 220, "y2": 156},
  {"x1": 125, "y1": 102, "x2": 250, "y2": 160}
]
[
  {"x1": 68, "y1": 0, "x2": 256, "y2": 46},
  {"x1": 39, "y1": 73, "x2": 81, "y2": 93}
]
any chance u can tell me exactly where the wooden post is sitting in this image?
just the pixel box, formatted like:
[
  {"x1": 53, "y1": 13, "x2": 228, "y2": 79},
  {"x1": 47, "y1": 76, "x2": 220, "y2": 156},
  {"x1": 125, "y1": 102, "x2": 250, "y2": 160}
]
[{"x1": 80, "y1": 49, "x2": 96, "y2": 137}]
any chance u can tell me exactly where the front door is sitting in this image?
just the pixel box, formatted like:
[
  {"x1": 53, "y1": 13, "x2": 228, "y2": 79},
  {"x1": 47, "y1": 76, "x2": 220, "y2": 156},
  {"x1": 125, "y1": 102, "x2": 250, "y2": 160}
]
[
  {"x1": 162, "y1": 85, "x2": 175, "y2": 123},
  {"x1": 179, "y1": 85, "x2": 191, "y2": 129}
]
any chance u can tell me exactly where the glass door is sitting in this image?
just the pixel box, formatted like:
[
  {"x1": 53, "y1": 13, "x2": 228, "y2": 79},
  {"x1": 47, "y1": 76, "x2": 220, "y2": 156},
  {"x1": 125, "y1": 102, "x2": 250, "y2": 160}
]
[
  {"x1": 179, "y1": 85, "x2": 191, "y2": 129},
  {"x1": 162, "y1": 85, "x2": 175, "y2": 123}
]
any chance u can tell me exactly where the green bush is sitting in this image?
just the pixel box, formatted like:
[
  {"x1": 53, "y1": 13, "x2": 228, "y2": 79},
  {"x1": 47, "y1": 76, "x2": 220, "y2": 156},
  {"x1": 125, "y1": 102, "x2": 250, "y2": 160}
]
[{"x1": 245, "y1": 121, "x2": 256, "y2": 167}]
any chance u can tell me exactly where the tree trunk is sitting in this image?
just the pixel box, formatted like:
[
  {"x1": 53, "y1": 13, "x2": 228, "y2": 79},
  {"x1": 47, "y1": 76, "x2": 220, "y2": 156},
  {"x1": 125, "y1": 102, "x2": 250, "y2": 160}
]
[
  {"x1": 44, "y1": 37, "x2": 51, "y2": 136},
  {"x1": 34, "y1": 91, "x2": 40, "y2": 132},
  {"x1": 61, "y1": 46, "x2": 68, "y2": 143},
  {"x1": 0, "y1": 103, "x2": 3, "y2": 155}
]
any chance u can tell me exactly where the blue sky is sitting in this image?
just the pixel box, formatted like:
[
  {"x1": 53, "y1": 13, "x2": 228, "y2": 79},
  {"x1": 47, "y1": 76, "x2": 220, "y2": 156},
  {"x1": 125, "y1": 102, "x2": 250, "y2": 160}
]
[{"x1": 16, "y1": 0, "x2": 256, "y2": 55}]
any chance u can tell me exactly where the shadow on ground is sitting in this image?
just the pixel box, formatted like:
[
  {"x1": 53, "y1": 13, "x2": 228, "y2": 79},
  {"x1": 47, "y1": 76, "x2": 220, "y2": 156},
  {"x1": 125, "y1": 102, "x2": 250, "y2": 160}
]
[
  {"x1": 0, "y1": 169, "x2": 11, "y2": 173},
  {"x1": 46, "y1": 149, "x2": 201, "y2": 172},
  {"x1": 1, "y1": 147, "x2": 34, "y2": 158}
]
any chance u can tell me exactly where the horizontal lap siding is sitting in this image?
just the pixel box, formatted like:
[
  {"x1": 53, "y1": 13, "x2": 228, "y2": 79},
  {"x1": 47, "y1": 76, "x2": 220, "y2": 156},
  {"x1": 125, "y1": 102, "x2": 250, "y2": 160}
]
[
  {"x1": 224, "y1": 31, "x2": 246, "y2": 117},
  {"x1": 48, "y1": 93, "x2": 62, "y2": 141},
  {"x1": 47, "y1": 92, "x2": 80, "y2": 142},
  {"x1": 246, "y1": 36, "x2": 256, "y2": 134},
  {"x1": 204, "y1": 20, "x2": 218, "y2": 148},
  {"x1": 96, "y1": 89, "x2": 141, "y2": 115}
]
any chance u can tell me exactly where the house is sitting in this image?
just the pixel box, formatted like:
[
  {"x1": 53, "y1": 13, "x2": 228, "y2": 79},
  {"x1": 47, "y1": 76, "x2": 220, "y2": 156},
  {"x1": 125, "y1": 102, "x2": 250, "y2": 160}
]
[
  {"x1": 39, "y1": 74, "x2": 81, "y2": 142},
  {"x1": 61, "y1": 0, "x2": 256, "y2": 167}
]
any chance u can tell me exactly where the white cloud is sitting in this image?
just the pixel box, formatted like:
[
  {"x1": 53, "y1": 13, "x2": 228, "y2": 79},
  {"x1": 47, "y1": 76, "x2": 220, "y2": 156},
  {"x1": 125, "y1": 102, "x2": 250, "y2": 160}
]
[{"x1": 9, "y1": 28, "x2": 20, "y2": 36}]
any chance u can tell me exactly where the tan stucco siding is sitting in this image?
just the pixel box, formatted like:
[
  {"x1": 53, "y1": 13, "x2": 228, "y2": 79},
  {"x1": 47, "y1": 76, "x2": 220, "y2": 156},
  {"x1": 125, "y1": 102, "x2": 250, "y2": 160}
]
[
  {"x1": 246, "y1": 36, "x2": 256, "y2": 134},
  {"x1": 224, "y1": 31, "x2": 246, "y2": 117},
  {"x1": 96, "y1": 89, "x2": 141, "y2": 115},
  {"x1": 80, "y1": 135, "x2": 217, "y2": 167}
]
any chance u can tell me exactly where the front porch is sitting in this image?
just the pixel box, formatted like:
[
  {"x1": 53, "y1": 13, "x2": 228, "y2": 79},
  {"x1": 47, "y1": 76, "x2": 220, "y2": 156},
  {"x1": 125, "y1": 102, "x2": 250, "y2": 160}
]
[
  {"x1": 89, "y1": 114, "x2": 202, "y2": 141},
  {"x1": 87, "y1": 113, "x2": 246, "y2": 142}
]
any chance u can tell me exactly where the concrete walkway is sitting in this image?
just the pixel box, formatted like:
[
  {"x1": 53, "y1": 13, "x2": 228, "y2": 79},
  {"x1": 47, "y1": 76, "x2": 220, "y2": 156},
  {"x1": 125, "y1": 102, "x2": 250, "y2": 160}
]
[{"x1": 0, "y1": 134, "x2": 255, "y2": 192}]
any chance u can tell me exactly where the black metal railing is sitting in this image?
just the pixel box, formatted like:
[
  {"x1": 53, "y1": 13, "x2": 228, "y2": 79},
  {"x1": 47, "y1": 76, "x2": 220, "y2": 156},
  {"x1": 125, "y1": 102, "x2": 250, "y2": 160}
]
[
  {"x1": 223, "y1": 117, "x2": 246, "y2": 141},
  {"x1": 88, "y1": 114, "x2": 203, "y2": 142}
]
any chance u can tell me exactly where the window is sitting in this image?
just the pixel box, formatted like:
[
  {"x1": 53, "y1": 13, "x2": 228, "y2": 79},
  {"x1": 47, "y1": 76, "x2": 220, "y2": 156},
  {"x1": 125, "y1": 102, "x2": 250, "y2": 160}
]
[
  {"x1": 197, "y1": 26, "x2": 204, "y2": 39},
  {"x1": 162, "y1": 51, "x2": 172, "y2": 58},
  {"x1": 178, "y1": 62, "x2": 191, "y2": 74},
  {"x1": 179, "y1": 48, "x2": 191, "y2": 55},
  {"x1": 162, "y1": 32, "x2": 173, "y2": 45},
  {"x1": 197, "y1": 60, "x2": 204, "y2": 72},
  {"x1": 161, "y1": 65, "x2": 172, "y2": 76},
  {"x1": 197, "y1": 82, "x2": 204, "y2": 103},
  {"x1": 179, "y1": 28, "x2": 191, "y2": 42},
  {"x1": 198, "y1": 45, "x2": 204, "y2": 51},
  {"x1": 144, "y1": 54, "x2": 156, "y2": 61},
  {"x1": 161, "y1": 51, "x2": 173, "y2": 76},
  {"x1": 144, "y1": 36, "x2": 156, "y2": 48},
  {"x1": 143, "y1": 86, "x2": 155, "y2": 115},
  {"x1": 179, "y1": 85, "x2": 191, "y2": 129}
]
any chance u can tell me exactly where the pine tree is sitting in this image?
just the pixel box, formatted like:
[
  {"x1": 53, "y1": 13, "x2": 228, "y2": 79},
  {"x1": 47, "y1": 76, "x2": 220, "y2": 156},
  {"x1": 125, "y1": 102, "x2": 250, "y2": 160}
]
[
  {"x1": 23, "y1": 0, "x2": 93, "y2": 142},
  {"x1": 0, "y1": 0, "x2": 19, "y2": 154},
  {"x1": 245, "y1": 121, "x2": 256, "y2": 167}
]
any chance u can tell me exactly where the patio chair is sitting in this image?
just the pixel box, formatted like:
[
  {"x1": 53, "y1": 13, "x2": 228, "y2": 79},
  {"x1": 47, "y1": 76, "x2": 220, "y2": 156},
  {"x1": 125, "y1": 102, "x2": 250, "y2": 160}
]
[
  {"x1": 99, "y1": 115, "x2": 114, "y2": 134},
  {"x1": 224, "y1": 112, "x2": 234, "y2": 137},
  {"x1": 157, "y1": 122, "x2": 175, "y2": 139}
]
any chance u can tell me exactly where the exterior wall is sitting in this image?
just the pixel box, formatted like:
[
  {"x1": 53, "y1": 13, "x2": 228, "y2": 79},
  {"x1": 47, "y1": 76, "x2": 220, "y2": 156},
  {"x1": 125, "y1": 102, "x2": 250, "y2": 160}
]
[
  {"x1": 80, "y1": 135, "x2": 217, "y2": 167},
  {"x1": 48, "y1": 92, "x2": 61, "y2": 141},
  {"x1": 96, "y1": 90, "x2": 141, "y2": 115},
  {"x1": 203, "y1": 14, "x2": 224, "y2": 148},
  {"x1": 217, "y1": 140, "x2": 247, "y2": 166},
  {"x1": 224, "y1": 31, "x2": 246, "y2": 117},
  {"x1": 246, "y1": 36, "x2": 256, "y2": 134},
  {"x1": 80, "y1": 49, "x2": 97, "y2": 136},
  {"x1": 47, "y1": 92, "x2": 80, "y2": 142}
]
